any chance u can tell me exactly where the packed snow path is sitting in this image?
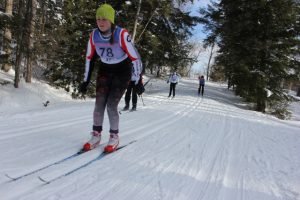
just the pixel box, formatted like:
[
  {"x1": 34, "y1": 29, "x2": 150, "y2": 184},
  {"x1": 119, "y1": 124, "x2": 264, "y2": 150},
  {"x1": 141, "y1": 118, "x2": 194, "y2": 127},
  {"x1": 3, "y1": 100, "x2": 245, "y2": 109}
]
[{"x1": 0, "y1": 78, "x2": 299, "y2": 200}]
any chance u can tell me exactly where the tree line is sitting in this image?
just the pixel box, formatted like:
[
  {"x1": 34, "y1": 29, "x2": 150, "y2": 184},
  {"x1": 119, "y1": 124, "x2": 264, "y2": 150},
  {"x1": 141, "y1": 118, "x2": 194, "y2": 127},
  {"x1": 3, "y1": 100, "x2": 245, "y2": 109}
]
[
  {"x1": 200, "y1": 0, "x2": 300, "y2": 118},
  {"x1": 0, "y1": 0, "x2": 200, "y2": 90}
]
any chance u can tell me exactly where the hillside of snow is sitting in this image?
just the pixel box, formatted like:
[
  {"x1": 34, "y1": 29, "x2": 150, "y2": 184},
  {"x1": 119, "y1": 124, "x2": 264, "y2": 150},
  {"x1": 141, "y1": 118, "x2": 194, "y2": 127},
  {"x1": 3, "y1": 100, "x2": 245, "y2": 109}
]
[{"x1": 0, "y1": 71, "x2": 300, "y2": 200}]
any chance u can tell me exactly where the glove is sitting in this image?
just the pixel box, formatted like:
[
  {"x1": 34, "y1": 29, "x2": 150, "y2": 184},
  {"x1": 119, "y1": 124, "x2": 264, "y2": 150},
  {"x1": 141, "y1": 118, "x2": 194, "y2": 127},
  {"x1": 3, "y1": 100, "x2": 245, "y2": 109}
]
[
  {"x1": 135, "y1": 81, "x2": 145, "y2": 95},
  {"x1": 78, "y1": 82, "x2": 89, "y2": 93}
]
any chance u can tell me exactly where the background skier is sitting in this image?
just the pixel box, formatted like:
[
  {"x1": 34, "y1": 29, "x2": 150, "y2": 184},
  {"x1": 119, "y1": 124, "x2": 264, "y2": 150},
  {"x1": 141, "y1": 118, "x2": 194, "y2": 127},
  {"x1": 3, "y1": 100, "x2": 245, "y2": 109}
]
[
  {"x1": 167, "y1": 72, "x2": 180, "y2": 98},
  {"x1": 198, "y1": 75, "x2": 205, "y2": 96}
]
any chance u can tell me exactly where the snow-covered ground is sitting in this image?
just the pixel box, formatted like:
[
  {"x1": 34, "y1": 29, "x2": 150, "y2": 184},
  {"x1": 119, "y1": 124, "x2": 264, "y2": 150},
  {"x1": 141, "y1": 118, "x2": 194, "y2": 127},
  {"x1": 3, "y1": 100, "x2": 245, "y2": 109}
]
[{"x1": 0, "y1": 72, "x2": 300, "y2": 200}]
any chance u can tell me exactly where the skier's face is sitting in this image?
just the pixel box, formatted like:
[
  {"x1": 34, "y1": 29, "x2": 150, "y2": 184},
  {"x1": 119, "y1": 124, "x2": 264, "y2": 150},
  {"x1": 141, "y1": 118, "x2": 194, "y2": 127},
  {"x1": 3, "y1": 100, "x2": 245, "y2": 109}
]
[{"x1": 97, "y1": 19, "x2": 112, "y2": 33}]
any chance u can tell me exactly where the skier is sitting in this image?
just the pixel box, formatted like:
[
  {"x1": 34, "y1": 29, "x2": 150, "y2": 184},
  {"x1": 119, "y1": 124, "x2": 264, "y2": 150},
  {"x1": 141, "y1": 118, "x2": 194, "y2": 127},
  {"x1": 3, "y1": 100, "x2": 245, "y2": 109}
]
[
  {"x1": 167, "y1": 72, "x2": 180, "y2": 98},
  {"x1": 78, "y1": 4, "x2": 142, "y2": 153},
  {"x1": 123, "y1": 73, "x2": 143, "y2": 111},
  {"x1": 198, "y1": 75, "x2": 205, "y2": 96}
]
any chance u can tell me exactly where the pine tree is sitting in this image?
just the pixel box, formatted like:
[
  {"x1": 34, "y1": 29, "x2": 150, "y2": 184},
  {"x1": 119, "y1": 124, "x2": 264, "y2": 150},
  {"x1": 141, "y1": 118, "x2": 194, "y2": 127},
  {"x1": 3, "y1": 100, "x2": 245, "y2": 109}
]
[
  {"x1": 200, "y1": 0, "x2": 300, "y2": 118},
  {"x1": 44, "y1": 0, "x2": 98, "y2": 96}
]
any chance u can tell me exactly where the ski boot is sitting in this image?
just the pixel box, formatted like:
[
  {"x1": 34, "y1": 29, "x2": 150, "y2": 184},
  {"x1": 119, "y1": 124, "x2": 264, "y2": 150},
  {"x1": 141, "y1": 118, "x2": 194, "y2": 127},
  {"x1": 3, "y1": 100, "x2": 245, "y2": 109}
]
[
  {"x1": 122, "y1": 105, "x2": 129, "y2": 111},
  {"x1": 83, "y1": 131, "x2": 101, "y2": 151},
  {"x1": 104, "y1": 134, "x2": 119, "y2": 153},
  {"x1": 131, "y1": 105, "x2": 137, "y2": 111}
]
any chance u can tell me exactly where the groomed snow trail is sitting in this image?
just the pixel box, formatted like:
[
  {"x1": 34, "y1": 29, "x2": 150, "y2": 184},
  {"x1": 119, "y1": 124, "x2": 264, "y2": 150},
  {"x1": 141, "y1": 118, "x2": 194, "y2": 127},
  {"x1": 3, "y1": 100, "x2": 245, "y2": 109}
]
[{"x1": 0, "y1": 78, "x2": 299, "y2": 200}]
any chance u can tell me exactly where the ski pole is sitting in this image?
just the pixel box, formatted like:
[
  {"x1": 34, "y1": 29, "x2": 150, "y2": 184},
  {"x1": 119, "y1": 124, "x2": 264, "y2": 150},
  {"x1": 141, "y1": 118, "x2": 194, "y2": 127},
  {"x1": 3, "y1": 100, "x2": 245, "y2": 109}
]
[{"x1": 140, "y1": 95, "x2": 145, "y2": 106}]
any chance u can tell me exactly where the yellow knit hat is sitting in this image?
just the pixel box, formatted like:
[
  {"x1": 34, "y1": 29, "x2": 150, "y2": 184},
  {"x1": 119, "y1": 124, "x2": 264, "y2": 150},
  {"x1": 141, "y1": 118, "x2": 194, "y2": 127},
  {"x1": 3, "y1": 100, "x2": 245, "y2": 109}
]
[{"x1": 96, "y1": 4, "x2": 115, "y2": 24}]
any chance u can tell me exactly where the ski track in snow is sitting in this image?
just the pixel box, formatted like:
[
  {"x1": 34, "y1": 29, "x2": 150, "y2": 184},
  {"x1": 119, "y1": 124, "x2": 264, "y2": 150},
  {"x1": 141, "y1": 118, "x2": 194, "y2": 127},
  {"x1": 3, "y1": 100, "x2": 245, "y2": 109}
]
[{"x1": 0, "y1": 78, "x2": 299, "y2": 200}]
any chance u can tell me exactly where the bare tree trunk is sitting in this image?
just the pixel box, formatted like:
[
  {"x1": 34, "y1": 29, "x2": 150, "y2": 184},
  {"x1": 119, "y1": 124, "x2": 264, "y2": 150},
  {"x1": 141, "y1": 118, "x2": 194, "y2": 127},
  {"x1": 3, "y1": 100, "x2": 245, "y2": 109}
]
[
  {"x1": 156, "y1": 67, "x2": 161, "y2": 77},
  {"x1": 149, "y1": 65, "x2": 153, "y2": 74},
  {"x1": 136, "y1": 8, "x2": 157, "y2": 44},
  {"x1": 39, "y1": 1, "x2": 46, "y2": 35},
  {"x1": 132, "y1": 0, "x2": 142, "y2": 43},
  {"x1": 189, "y1": 47, "x2": 202, "y2": 76},
  {"x1": 14, "y1": 37, "x2": 21, "y2": 87},
  {"x1": 25, "y1": 0, "x2": 37, "y2": 83},
  {"x1": 206, "y1": 43, "x2": 215, "y2": 81},
  {"x1": 2, "y1": 0, "x2": 13, "y2": 72},
  {"x1": 14, "y1": 0, "x2": 25, "y2": 88}
]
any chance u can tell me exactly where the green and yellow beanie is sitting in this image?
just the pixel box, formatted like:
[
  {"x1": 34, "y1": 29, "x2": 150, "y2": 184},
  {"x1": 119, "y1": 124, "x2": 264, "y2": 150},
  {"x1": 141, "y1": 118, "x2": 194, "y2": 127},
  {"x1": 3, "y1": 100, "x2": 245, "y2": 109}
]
[{"x1": 96, "y1": 4, "x2": 115, "y2": 24}]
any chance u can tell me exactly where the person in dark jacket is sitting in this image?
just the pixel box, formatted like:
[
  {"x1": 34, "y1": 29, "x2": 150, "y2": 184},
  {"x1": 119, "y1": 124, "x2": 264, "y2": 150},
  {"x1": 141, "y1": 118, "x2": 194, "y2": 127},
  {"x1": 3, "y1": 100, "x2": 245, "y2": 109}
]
[
  {"x1": 123, "y1": 74, "x2": 143, "y2": 111},
  {"x1": 198, "y1": 75, "x2": 205, "y2": 96}
]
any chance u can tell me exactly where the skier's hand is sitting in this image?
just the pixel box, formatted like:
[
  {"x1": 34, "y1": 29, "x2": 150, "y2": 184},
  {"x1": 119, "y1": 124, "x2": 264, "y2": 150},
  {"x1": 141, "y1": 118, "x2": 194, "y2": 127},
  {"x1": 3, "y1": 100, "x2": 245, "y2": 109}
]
[
  {"x1": 135, "y1": 81, "x2": 145, "y2": 95},
  {"x1": 78, "y1": 82, "x2": 89, "y2": 93}
]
